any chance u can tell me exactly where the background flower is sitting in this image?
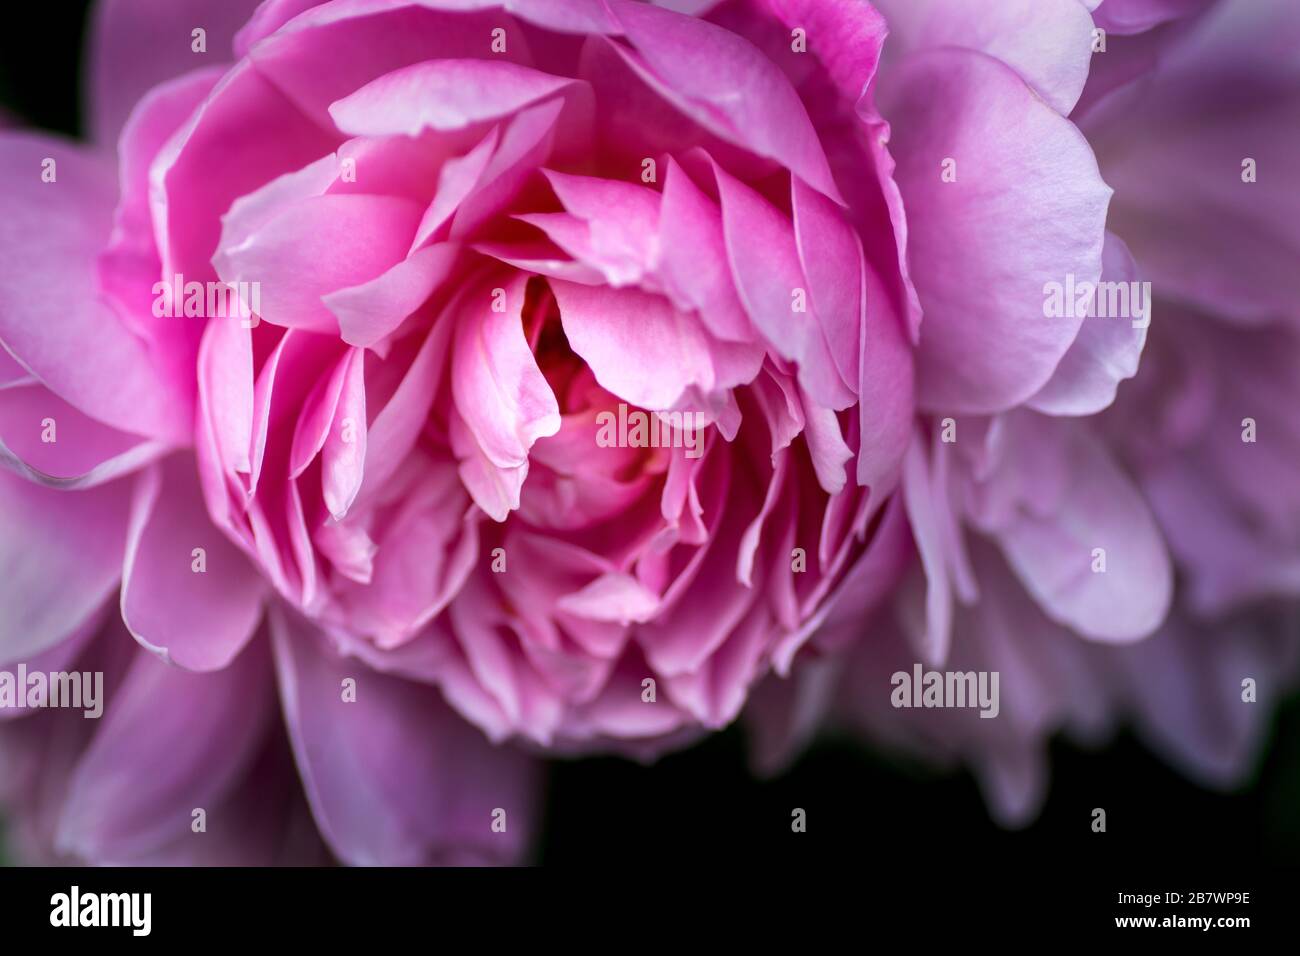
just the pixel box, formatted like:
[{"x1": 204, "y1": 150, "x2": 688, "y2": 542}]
[{"x1": 749, "y1": 0, "x2": 1300, "y2": 829}]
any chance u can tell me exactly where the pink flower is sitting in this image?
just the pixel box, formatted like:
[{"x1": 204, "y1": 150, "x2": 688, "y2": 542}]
[
  {"x1": 756, "y1": 0, "x2": 1300, "y2": 825},
  {"x1": 0, "y1": 0, "x2": 1176, "y2": 862}
]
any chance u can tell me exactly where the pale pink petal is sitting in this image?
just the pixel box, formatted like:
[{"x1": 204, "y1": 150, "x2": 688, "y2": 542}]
[
  {"x1": 214, "y1": 194, "x2": 423, "y2": 332},
  {"x1": 885, "y1": 48, "x2": 1110, "y2": 413},
  {"x1": 270, "y1": 604, "x2": 540, "y2": 865},
  {"x1": 0, "y1": 472, "x2": 131, "y2": 665},
  {"x1": 56, "y1": 640, "x2": 275, "y2": 863},
  {"x1": 1028, "y1": 233, "x2": 1149, "y2": 416},
  {"x1": 329, "y1": 59, "x2": 578, "y2": 136},
  {"x1": 87, "y1": 0, "x2": 263, "y2": 144},
  {"x1": 871, "y1": 0, "x2": 1097, "y2": 115},
  {"x1": 0, "y1": 135, "x2": 189, "y2": 440},
  {"x1": 121, "y1": 456, "x2": 266, "y2": 671}
]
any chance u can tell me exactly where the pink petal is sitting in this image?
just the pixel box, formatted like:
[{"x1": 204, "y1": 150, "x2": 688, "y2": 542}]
[
  {"x1": 871, "y1": 0, "x2": 1096, "y2": 115},
  {"x1": 56, "y1": 639, "x2": 274, "y2": 863},
  {"x1": 452, "y1": 276, "x2": 561, "y2": 471},
  {"x1": 329, "y1": 58, "x2": 578, "y2": 136},
  {"x1": 0, "y1": 135, "x2": 188, "y2": 441},
  {"x1": 410, "y1": 128, "x2": 500, "y2": 250},
  {"x1": 121, "y1": 456, "x2": 266, "y2": 671},
  {"x1": 712, "y1": 162, "x2": 855, "y2": 410},
  {"x1": 550, "y1": 280, "x2": 714, "y2": 410},
  {"x1": 214, "y1": 194, "x2": 423, "y2": 332},
  {"x1": 856, "y1": 255, "x2": 914, "y2": 492},
  {"x1": 1027, "y1": 233, "x2": 1149, "y2": 416},
  {"x1": 900, "y1": 433, "x2": 953, "y2": 665},
  {"x1": 87, "y1": 0, "x2": 263, "y2": 144},
  {"x1": 0, "y1": 383, "x2": 169, "y2": 489},
  {"x1": 655, "y1": 157, "x2": 752, "y2": 342},
  {"x1": 356, "y1": 316, "x2": 453, "y2": 508},
  {"x1": 151, "y1": 60, "x2": 340, "y2": 283},
  {"x1": 320, "y1": 348, "x2": 368, "y2": 519},
  {"x1": 885, "y1": 48, "x2": 1110, "y2": 413},
  {"x1": 272, "y1": 603, "x2": 539, "y2": 865},
  {"x1": 1086, "y1": 0, "x2": 1300, "y2": 325},
  {"x1": 555, "y1": 573, "x2": 662, "y2": 624},
  {"x1": 0, "y1": 471, "x2": 131, "y2": 665},
  {"x1": 989, "y1": 414, "x2": 1173, "y2": 642},
  {"x1": 608, "y1": 0, "x2": 843, "y2": 204}
]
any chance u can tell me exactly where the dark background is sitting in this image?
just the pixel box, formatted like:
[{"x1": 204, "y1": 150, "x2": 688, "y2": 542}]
[{"x1": 2, "y1": 3, "x2": 1297, "y2": 869}]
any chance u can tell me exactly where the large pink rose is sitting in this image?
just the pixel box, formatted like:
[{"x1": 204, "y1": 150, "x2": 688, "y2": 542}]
[{"x1": 1, "y1": 0, "x2": 1133, "y2": 863}]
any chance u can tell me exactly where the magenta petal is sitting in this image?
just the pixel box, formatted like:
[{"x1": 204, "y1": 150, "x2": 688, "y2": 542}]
[{"x1": 121, "y1": 456, "x2": 266, "y2": 671}]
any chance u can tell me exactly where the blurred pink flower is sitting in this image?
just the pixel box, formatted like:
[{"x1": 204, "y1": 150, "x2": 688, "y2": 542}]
[{"x1": 752, "y1": 0, "x2": 1300, "y2": 825}]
